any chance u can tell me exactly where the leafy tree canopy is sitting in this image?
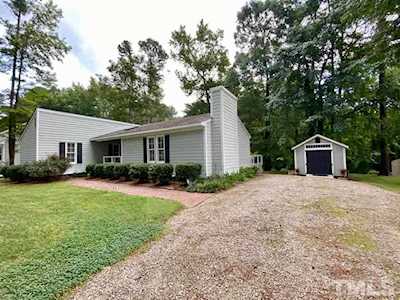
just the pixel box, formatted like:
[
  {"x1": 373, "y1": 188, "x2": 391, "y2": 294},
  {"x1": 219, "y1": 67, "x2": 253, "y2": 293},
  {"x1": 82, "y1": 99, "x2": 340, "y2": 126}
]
[{"x1": 170, "y1": 19, "x2": 230, "y2": 111}]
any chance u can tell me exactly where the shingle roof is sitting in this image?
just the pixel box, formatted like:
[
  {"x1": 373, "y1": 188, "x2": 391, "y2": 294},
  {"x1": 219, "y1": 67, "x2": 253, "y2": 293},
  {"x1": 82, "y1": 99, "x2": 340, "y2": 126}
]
[{"x1": 91, "y1": 113, "x2": 211, "y2": 141}]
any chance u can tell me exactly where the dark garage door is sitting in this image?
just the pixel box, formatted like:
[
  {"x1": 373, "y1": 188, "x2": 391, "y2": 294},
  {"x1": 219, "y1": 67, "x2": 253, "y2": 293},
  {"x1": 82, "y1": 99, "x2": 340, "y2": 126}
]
[{"x1": 306, "y1": 150, "x2": 332, "y2": 176}]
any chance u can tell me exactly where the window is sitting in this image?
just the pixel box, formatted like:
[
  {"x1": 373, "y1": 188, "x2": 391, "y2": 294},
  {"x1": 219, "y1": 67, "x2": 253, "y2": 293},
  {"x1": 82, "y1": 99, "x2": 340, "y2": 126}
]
[
  {"x1": 148, "y1": 137, "x2": 155, "y2": 162},
  {"x1": 158, "y1": 136, "x2": 165, "y2": 162},
  {"x1": 147, "y1": 135, "x2": 165, "y2": 163},
  {"x1": 67, "y1": 142, "x2": 76, "y2": 163}
]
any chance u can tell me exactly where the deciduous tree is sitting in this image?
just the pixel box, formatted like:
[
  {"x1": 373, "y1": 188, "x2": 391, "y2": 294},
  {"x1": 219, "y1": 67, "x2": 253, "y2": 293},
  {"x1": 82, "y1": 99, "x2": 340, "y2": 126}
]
[
  {"x1": 170, "y1": 20, "x2": 230, "y2": 114},
  {"x1": 0, "y1": 0, "x2": 69, "y2": 164}
]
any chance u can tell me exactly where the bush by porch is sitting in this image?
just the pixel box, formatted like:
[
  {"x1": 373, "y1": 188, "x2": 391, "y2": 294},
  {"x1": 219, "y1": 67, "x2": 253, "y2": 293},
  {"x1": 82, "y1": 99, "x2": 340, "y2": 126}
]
[{"x1": 85, "y1": 162, "x2": 202, "y2": 186}]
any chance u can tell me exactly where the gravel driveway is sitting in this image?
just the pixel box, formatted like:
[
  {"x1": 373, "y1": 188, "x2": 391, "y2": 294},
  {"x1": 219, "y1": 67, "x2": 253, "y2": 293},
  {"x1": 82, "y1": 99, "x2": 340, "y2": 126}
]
[{"x1": 71, "y1": 175, "x2": 400, "y2": 299}]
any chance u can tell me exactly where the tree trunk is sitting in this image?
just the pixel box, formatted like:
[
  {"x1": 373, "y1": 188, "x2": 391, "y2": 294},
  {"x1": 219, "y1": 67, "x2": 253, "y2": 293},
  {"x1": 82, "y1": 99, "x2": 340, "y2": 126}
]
[
  {"x1": 205, "y1": 90, "x2": 211, "y2": 112},
  {"x1": 378, "y1": 65, "x2": 390, "y2": 176},
  {"x1": 7, "y1": 10, "x2": 22, "y2": 166},
  {"x1": 264, "y1": 70, "x2": 271, "y2": 140}
]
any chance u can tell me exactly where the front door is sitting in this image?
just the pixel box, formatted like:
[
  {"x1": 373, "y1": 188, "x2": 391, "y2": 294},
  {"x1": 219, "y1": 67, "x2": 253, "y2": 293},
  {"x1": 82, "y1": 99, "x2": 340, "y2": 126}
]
[{"x1": 306, "y1": 150, "x2": 332, "y2": 176}]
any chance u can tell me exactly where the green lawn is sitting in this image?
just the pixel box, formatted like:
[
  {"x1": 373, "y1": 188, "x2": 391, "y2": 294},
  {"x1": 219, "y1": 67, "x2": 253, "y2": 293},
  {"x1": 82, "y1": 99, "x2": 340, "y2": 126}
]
[
  {"x1": 0, "y1": 181, "x2": 181, "y2": 300},
  {"x1": 350, "y1": 174, "x2": 400, "y2": 193}
]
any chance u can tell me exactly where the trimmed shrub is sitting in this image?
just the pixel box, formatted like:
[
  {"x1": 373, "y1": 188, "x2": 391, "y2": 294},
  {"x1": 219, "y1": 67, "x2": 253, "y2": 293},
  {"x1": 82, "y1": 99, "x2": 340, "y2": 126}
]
[
  {"x1": 175, "y1": 163, "x2": 202, "y2": 183},
  {"x1": 1, "y1": 155, "x2": 70, "y2": 182},
  {"x1": 93, "y1": 164, "x2": 105, "y2": 178},
  {"x1": 2, "y1": 165, "x2": 29, "y2": 182},
  {"x1": 0, "y1": 165, "x2": 8, "y2": 177},
  {"x1": 103, "y1": 164, "x2": 115, "y2": 179},
  {"x1": 239, "y1": 166, "x2": 258, "y2": 178},
  {"x1": 148, "y1": 163, "x2": 173, "y2": 185},
  {"x1": 85, "y1": 164, "x2": 96, "y2": 177},
  {"x1": 187, "y1": 166, "x2": 258, "y2": 193},
  {"x1": 368, "y1": 170, "x2": 379, "y2": 176},
  {"x1": 129, "y1": 163, "x2": 149, "y2": 182},
  {"x1": 113, "y1": 164, "x2": 130, "y2": 179},
  {"x1": 87, "y1": 163, "x2": 130, "y2": 179}
]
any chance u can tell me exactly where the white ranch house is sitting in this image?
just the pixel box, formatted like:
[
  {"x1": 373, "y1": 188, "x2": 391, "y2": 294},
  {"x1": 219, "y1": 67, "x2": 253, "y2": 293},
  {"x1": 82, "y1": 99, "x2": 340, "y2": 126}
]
[{"x1": 4, "y1": 86, "x2": 256, "y2": 176}]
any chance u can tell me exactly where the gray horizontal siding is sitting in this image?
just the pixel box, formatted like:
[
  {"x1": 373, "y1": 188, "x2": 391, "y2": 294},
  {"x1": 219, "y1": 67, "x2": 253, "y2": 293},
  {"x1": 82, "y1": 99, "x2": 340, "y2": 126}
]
[
  {"x1": 20, "y1": 111, "x2": 37, "y2": 163},
  {"x1": 122, "y1": 137, "x2": 143, "y2": 163},
  {"x1": 222, "y1": 91, "x2": 239, "y2": 174},
  {"x1": 332, "y1": 143, "x2": 346, "y2": 176},
  {"x1": 295, "y1": 146, "x2": 306, "y2": 175},
  {"x1": 37, "y1": 109, "x2": 133, "y2": 174},
  {"x1": 204, "y1": 121, "x2": 212, "y2": 176},
  {"x1": 238, "y1": 119, "x2": 251, "y2": 167},
  {"x1": 170, "y1": 129, "x2": 205, "y2": 175},
  {"x1": 122, "y1": 129, "x2": 206, "y2": 176},
  {"x1": 210, "y1": 88, "x2": 223, "y2": 175}
]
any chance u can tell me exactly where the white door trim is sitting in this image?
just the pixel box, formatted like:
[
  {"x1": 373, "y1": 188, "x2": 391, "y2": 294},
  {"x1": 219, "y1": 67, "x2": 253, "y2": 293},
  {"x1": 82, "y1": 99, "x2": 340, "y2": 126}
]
[{"x1": 304, "y1": 143, "x2": 334, "y2": 176}]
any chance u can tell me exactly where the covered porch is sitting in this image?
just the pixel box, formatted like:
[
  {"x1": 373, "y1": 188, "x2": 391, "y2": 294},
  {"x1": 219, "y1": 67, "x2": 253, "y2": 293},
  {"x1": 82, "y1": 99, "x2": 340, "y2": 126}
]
[{"x1": 92, "y1": 139, "x2": 122, "y2": 164}]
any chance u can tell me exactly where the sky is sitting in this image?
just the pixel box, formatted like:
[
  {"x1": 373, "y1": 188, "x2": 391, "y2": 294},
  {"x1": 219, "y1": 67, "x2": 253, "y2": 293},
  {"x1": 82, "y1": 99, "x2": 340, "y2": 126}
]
[{"x1": 1, "y1": 0, "x2": 248, "y2": 115}]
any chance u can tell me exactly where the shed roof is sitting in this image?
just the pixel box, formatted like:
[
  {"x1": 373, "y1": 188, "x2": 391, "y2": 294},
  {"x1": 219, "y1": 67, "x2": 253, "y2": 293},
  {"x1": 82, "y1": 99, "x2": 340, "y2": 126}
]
[
  {"x1": 291, "y1": 134, "x2": 349, "y2": 150},
  {"x1": 91, "y1": 113, "x2": 211, "y2": 141}
]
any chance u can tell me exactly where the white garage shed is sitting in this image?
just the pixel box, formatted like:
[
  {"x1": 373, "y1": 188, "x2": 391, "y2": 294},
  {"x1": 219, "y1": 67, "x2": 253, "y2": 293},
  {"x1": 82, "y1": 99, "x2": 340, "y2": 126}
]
[{"x1": 292, "y1": 134, "x2": 348, "y2": 177}]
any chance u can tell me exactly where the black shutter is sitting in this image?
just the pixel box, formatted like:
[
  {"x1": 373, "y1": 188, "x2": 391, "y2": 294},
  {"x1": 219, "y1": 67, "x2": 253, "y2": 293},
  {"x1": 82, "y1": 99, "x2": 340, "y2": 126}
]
[
  {"x1": 143, "y1": 137, "x2": 147, "y2": 163},
  {"x1": 59, "y1": 142, "x2": 65, "y2": 158},
  {"x1": 165, "y1": 135, "x2": 170, "y2": 163},
  {"x1": 77, "y1": 143, "x2": 83, "y2": 164}
]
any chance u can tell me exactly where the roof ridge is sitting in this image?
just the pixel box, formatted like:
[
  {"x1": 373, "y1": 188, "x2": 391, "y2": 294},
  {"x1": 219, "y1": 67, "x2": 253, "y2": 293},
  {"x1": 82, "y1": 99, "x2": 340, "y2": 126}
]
[
  {"x1": 37, "y1": 108, "x2": 137, "y2": 126},
  {"x1": 138, "y1": 113, "x2": 210, "y2": 127}
]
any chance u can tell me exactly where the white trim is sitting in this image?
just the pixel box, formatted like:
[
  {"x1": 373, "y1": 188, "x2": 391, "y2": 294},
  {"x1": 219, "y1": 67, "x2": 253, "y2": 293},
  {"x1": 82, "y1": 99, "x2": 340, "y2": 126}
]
[
  {"x1": 36, "y1": 109, "x2": 39, "y2": 161},
  {"x1": 37, "y1": 108, "x2": 136, "y2": 127},
  {"x1": 146, "y1": 135, "x2": 165, "y2": 163},
  {"x1": 65, "y1": 142, "x2": 77, "y2": 164},
  {"x1": 331, "y1": 149, "x2": 335, "y2": 176},
  {"x1": 294, "y1": 149, "x2": 297, "y2": 170},
  {"x1": 147, "y1": 136, "x2": 156, "y2": 163},
  {"x1": 304, "y1": 146, "x2": 307, "y2": 174},
  {"x1": 220, "y1": 95, "x2": 225, "y2": 174},
  {"x1": 91, "y1": 124, "x2": 205, "y2": 142},
  {"x1": 291, "y1": 134, "x2": 348, "y2": 150},
  {"x1": 157, "y1": 135, "x2": 165, "y2": 163},
  {"x1": 210, "y1": 86, "x2": 238, "y2": 102},
  {"x1": 103, "y1": 156, "x2": 121, "y2": 164},
  {"x1": 203, "y1": 121, "x2": 209, "y2": 176},
  {"x1": 305, "y1": 143, "x2": 332, "y2": 150},
  {"x1": 342, "y1": 148, "x2": 347, "y2": 170},
  {"x1": 121, "y1": 139, "x2": 124, "y2": 164}
]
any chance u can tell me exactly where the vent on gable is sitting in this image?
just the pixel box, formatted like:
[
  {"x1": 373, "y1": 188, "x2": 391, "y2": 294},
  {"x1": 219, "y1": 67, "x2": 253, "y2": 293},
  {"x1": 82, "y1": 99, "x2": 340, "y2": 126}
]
[{"x1": 305, "y1": 143, "x2": 332, "y2": 150}]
